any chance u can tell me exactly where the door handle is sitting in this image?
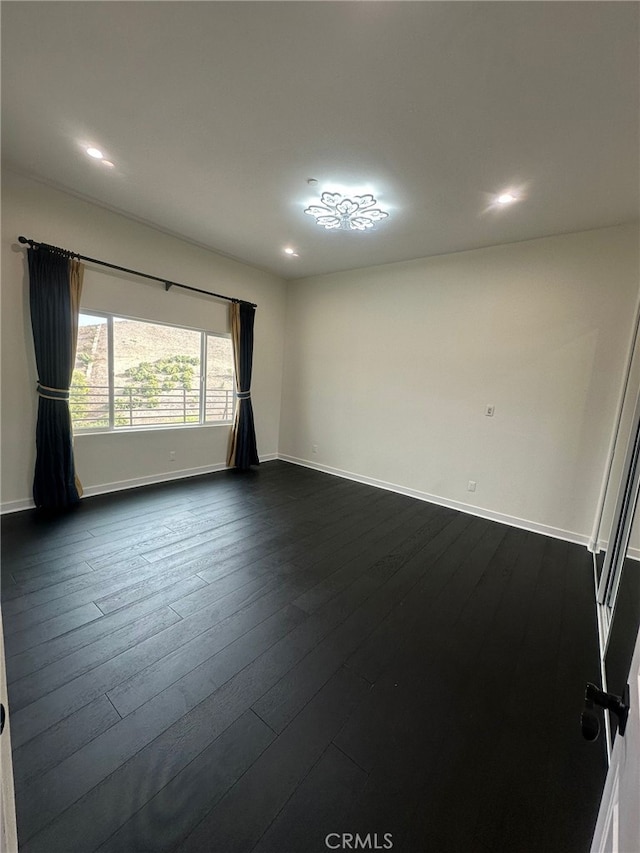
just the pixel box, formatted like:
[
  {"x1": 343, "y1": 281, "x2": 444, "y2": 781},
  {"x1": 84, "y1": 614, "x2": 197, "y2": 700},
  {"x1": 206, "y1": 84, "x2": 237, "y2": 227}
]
[{"x1": 581, "y1": 682, "x2": 630, "y2": 741}]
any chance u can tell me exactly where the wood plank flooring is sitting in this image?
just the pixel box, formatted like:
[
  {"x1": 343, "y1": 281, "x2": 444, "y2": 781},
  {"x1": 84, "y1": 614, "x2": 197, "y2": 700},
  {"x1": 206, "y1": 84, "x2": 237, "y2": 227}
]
[{"x1": 1, "y1": 461, "x2": 607, "y2": 852}]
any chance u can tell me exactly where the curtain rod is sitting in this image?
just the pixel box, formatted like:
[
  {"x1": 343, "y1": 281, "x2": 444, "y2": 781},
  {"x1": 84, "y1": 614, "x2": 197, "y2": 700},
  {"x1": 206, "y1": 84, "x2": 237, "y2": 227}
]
[{"x1": 17, "y1": 236, "x2": 257, "y2": 308}]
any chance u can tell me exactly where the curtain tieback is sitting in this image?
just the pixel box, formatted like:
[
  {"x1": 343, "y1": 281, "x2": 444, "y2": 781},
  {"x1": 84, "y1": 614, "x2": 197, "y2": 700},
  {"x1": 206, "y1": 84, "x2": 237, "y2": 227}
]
[
  {"x1": 37, "y1": 382, "x2": 70, "y2": 402},
  {"x1": 237, "y1": 391, "x2": 251, "y2": 400}
]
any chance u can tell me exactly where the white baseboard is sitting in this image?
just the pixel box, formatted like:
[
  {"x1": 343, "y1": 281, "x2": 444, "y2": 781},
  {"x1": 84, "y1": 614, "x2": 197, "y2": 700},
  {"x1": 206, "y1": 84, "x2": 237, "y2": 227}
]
[
  {"x1": 80, "y1": 462, "x2": 231, "y2": 500},
  {"x1": 595, "y1": 538, "x2": 640, "y2": 562},
  {"x1": 4, "y1": 448, "x2": 632, "y2": 564},
  {"x1": 0, "y1": 498, "x2": 36, "y2": 515},
  {"x1": 0, "y1": 453, "x2": 279, "y2": 514},
  {"x1": 0, "y1": 452, "x2": 603, "y2": 553},
  {"x1": 277, "y1": 454, "x2": 591, "y2": 548}
]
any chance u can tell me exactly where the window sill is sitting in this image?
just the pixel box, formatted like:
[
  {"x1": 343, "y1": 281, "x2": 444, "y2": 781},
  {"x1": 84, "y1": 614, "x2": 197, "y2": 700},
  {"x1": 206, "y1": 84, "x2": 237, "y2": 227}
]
[{"x1": 74, "y1": 421, "x2": 233, "y2": 437}]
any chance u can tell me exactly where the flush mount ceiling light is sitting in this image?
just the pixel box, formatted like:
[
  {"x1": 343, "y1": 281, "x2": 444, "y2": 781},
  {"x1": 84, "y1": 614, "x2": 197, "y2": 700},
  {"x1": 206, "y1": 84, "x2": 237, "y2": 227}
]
[{"x1": 304, "y1": 192, "x2": 389, "y2": 231}]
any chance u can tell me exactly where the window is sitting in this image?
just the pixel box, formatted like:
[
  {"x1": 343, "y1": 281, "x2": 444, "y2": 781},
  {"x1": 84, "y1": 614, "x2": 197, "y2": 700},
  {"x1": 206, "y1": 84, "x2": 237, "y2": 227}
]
[{"x1": 71, "y1": 312, "x2": 234, "y2": 432}]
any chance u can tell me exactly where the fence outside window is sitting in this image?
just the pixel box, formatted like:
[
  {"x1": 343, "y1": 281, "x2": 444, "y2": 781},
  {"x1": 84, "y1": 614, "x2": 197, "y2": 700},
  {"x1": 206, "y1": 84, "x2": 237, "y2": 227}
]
[{"x1": 70, "y1": 378, "x2": 234, "y2": 430}]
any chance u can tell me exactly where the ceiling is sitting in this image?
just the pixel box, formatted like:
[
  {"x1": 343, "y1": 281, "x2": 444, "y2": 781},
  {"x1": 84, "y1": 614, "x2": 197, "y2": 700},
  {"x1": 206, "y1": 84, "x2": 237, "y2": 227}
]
[{"x1": 2, "y1": 1, "x2": 638, "y2": 280}]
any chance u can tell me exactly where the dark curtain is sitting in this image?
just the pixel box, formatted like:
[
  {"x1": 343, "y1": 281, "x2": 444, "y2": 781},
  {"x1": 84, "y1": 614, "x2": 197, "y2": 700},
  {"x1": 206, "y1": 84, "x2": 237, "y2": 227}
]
[
  {"x1": 227, "y1": 301, "x2": 259, "y2": 470},
  {"x1": 28, "y1": 248, "x2": 84, "y2": 509}
]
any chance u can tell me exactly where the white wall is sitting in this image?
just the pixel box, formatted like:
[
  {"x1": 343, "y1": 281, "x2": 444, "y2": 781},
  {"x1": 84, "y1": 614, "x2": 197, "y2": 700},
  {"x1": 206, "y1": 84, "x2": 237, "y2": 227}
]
[
  {"x1": 279, "y1": 225, "x2": 640, "y2": 542},
  {"x1": 3, "y1": 169, "x2": 638, "y2": 542},
  {"x1": 1, "y1": 170, "x2": 287, "y2": 510}
]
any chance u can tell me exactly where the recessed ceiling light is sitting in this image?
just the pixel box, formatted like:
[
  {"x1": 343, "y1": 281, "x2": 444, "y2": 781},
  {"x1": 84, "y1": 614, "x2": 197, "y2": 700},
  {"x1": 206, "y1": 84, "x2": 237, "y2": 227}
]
[
  {"x1": 86, "y1": 147, "x2": 104, "y2": 159},
  {"x1": 284, "y1": 247, "x2": 295, "y2": 255},
  {"x1": 497, "y1": 192, "x2": 518, "y2": 205}
]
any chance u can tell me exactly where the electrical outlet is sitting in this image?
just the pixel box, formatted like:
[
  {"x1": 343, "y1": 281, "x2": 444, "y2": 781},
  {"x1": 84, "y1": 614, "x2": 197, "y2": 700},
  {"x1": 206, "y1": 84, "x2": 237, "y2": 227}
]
[
  {"x1": 169, "y1": 450, "x2": 176, "y2": 462},
  {"x1": 312, "y1": 444, "x2": 318, "y2": 454},
  {"x1": 485, "y1": 405, "x2": 495, "y2": 417},
  {"x1": 468, "y1": 480, "x2": 477, "y2": 492}
]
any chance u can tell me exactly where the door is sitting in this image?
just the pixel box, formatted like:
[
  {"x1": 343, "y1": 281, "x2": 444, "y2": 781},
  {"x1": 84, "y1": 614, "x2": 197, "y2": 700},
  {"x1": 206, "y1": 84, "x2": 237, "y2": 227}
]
[
  {"x1": 596, "y1": 385, "x2": 640, "y2": 652},
  {"x1": 595, "y1": 300, "x2": 640, "y2": 654},
  {"x1": 0, "y1": 608, "x2": 18, "y2": 853},
  {"x1": 589, "y1": 295, "x2": 640, "y2": 849},
  {"x1": 590, "y1": 621, "x2": 640, "y2": 853}
]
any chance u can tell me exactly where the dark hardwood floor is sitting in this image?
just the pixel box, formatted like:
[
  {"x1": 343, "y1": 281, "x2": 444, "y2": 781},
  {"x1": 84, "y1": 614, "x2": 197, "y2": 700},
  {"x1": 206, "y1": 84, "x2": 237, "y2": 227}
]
[{"x1": 1, "y1": 461, "x2": 607, "y2": 852}]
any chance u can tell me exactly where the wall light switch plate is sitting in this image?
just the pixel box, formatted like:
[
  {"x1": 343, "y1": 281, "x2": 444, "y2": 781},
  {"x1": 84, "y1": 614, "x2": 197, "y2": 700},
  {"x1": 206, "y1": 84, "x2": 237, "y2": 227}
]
[{"x1": 485, "y1": 405, "x2": 495, "y2": 417}]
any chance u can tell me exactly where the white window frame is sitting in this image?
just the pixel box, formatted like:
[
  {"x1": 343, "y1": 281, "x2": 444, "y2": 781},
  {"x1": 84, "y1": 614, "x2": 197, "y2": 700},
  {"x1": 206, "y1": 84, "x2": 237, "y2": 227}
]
[{"x1": 71, "y1": 310, "x2": 235, "y2": 433}]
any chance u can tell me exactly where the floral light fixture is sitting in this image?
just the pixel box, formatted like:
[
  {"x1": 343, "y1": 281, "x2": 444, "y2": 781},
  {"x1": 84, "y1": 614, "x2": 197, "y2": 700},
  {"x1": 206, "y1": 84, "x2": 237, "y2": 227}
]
[{"x1": 304, "y1": 192, "x2": 389, "y2": 231}]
